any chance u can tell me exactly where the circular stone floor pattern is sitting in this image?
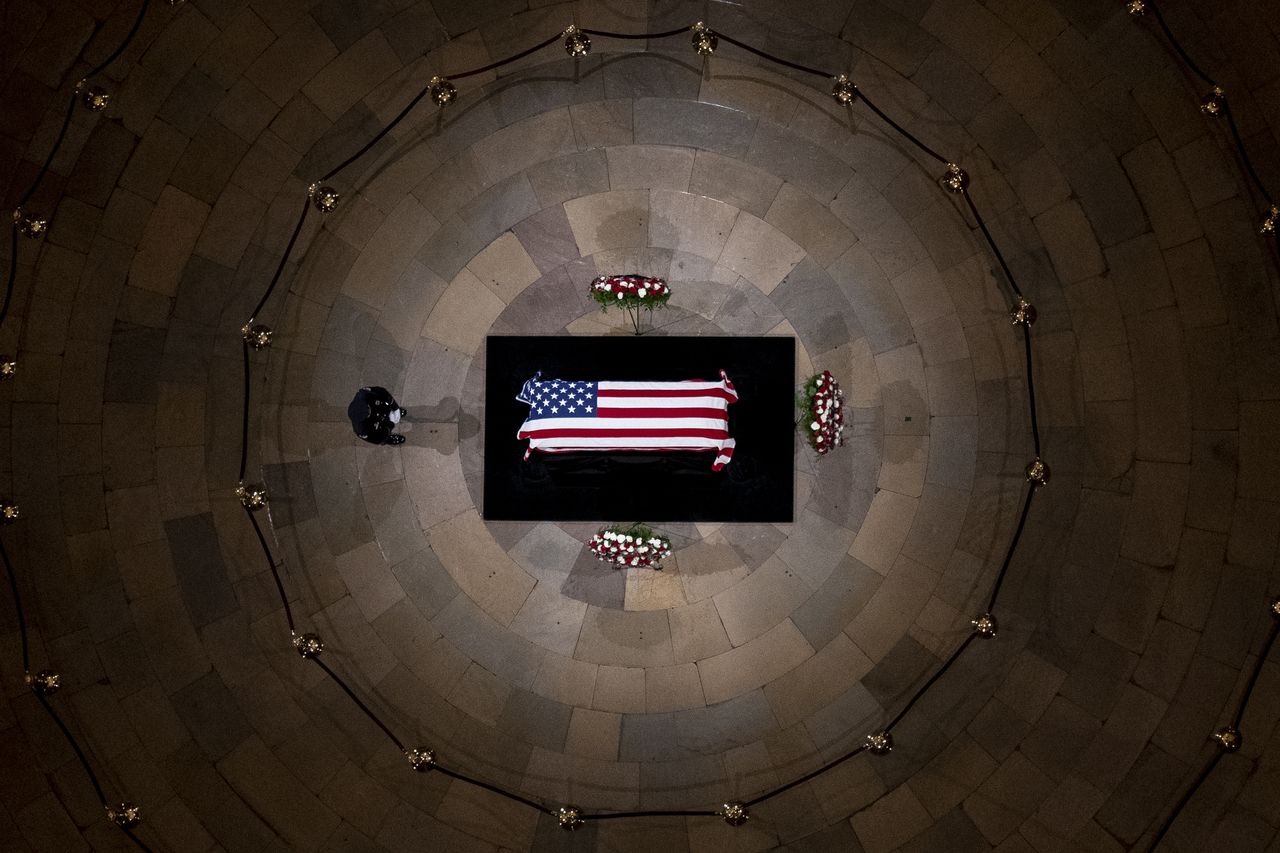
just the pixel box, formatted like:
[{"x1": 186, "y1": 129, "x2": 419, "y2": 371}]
[{"x1": 3, "y1": 1, "x2": 1279, "y2": 852}]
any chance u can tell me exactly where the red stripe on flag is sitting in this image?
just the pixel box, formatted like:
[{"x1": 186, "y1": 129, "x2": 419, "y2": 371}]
[
  {"x1": 597, "y1": 387, "x2": 738, "y2": 400},
  {"x1": 596, "y1": 407, "x2": 728, "y2": 419}
]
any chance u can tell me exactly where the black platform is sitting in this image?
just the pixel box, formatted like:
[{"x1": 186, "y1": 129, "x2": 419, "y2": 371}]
[{"x1": 482, "y1": 336, "x2": 795, "y2": 522}]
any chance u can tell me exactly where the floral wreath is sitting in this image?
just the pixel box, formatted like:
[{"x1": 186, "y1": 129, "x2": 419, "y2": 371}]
[
  {"x1": 799, "y1": 370, "x2": 845, "y2": 454},
  {"x1": 588, "y1": 524, "x2": 672, "y2": 569},
  {"x1": 589, "y1": 273, "x2": 671, "y2": 307}
]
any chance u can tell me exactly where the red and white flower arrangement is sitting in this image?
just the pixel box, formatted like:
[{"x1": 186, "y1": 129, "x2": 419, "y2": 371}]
[
  {"x1": 799, "y1": 370, "x2": 845, "y2": 454},
  {"x1": 589, "y1": 273, "x2": 671, "y2": 303},
  {"x1": 588, "y1": 524, "x2": 672, "y2": 569},
  {"x1": 589, "y1": 274, "x2": 671, "y2": 335}
]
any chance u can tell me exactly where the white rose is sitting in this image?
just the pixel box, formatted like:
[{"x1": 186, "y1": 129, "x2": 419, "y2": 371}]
[
  {"x1": 810, "y1": 421, "x2": 819, "y2": 430},
  {"x1": 638, "y1": 288, "x2": 647, "y2": 298}
]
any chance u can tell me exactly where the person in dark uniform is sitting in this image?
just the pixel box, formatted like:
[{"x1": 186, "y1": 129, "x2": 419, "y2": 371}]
[{"x1": 348, "y1": 386, "x2": 408, "y2": 445}]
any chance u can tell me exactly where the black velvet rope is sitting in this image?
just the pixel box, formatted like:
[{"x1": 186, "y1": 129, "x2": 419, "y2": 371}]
[
  {"x1": 83, "y1": 0, "x2": 152, "y2": 80},
  {"x1": 584, "y1": 809, "x2": 719, "y2": 820},
  {"x1": 1147, "y1": 2, "x2": 1218, "y2": 89},
  {"x1": 1, "y1": 224, "x2": 18, "y2": 328},
  {"x1": 580, "y1": 26, "x2": 691, "y2": 40},
  {"x1": 1148, "y1": 749, "x2": 1223, "y2": 850},
  {"x1": 17, "y1": 95, "x2": 77, "y2": 209},
  {"x1": 248, "y1": 197, "x2": 311, "y2": 321},
  {"x1": 310, "y1": 657, "x2": 406, "y2": 752},
  {"x1": 433, "y1": 764, "x2": 552, "y2": 813},
  {"x1": 744, "y1": 743, "x2": 868, "y2": 807},
  {"x1": 962, "y1": 192, "x2": 1024, "y2": 299},
  {"x1": 887, "y1": 632, "x2": 978, "y2": 731},
  {"x1": 452, "y1": 32, "x2": 562, "y2": 80},
  {"x1": 1231, "y1": 618, "x2": 1279, "y2": 731},
  {"x1": 1222, "y1": 104, "x2": 1276, "y2": 206},
  {"x1": 321, "y1": 84, "x2": 432, "y2": 181},
  {"x1": 0, "y1": 537, "x2": 29, "y2": 671},
  {"x1": 986, "y1": 486, "x2": 1037, "y2": 613},
  {"x1": 239, "y1": 341, "x2": 251, "y2": 481},
  {"x1": 34, "y1": 690, "x2": 108, "y2": 804},
  {"x1": 244, "y1": 506, "x2": 295, "y2": 633},
  {"x1": 1022, "y1": 325, "x2": 1042, "y2": 455},
  {"x1": 855, "y1": 89, "x2": 950, "y2": 165},
  {"x1": 715, "y1": 32, "x2": 833, "y2": 79}
]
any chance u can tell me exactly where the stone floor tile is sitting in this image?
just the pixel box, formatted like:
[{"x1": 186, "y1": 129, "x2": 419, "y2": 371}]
[
  {"x1": 333, "y1": 540, "x2": 404, "y2": 622},
  {"x1": 1032, "y1": 199, "x2": 1104, "y2": 285},
  {"x1": 623, "y1": 565, "x2": 687, "y2": 611},
  {"x1": 129, "y1": 186, "x2": 210, "y2": 297},
  {"x1": 564, "y1": 189, "x2": 649, "y2": 257},
  {"x1": 525, "y1": 651, "x2": 595, "y2": 709},
  {"x1": 765, "y1": 633, "x2": 873, "y2": 729},
  {"x1": 217, "y1": 736, "x2": 342, "y2": 849},
  {"x1": 342, "y1": 196, "x2": 438, "y2": 310},
  {"x1": 569, "y1": 98, "x2": 633, "y2": 149},
  {"x1": 590, "y1": 664, "x2": 644, "y2": 714},
  {"x1": 775, "y1": 508, "x2": 858, "y2": 586},
  {"x1": 850, "y1": 489, "x2": 919, "y2": 575},
  {"x1": 851, "y1": 782, "x2": 933, "y2": 853},
  {"x1": 508, "y1": 581, "x2": 588, "y2": 656},
  {"x1": 1122, "y1": 139, "x2": 1203, "y2": 250},
  {"x1": 716, "y1": 211, "x2": 805, "y2": 294},
  {"x1": 648, "y1": 189, "x2": 739, "y2": 260},
  {"x1": 565, "y1": 707, "x2": 621, "y2": 760},
  {"x1": 447, "y1": 662, "x2": 513, "y2": 726},
  {"x1": 575, "y1": 606, "x2": 673, "y2": 668},
  {"x1": 688, "y1": 149, "x2": 782, "y2": 219},
  {"x1": 171, "y1": 669, "x2": 254, "y2": 761},
  {"x1": 698, "y1": 619, "x2": 815, "y2": 705},
  {"x1": 874, "y1": 343, "x2": 929, "y2": 436},
  {"x1": 606, "y1": 144, "x2": 694, "y2": 192},
  {"x1": 845, "y1": 559, "x2": 934, "y2": 663},
  {"x1": 373, "y1": 799, "x2": 495, "y2": 853},
  {"x1": 247, "y1": 14, "x2": 339, "y2": 107},
  {"x1": 435, "y1": 778, "x2": 538, "y2": 850},
  {"x1": 879, "y1": 434, "x2": 928, "y2": 497},
  {"x1": 713, "y1": 556, "x2": 813, "y2": 647},
  {"x1": 789, "y1": 555, "x2": 882, "y2": 650},
  {"x1": 496, "y1": 687, "x2": 572, "y2": 753},
  {"x1": 1060, "y1": 633, "x2": 1140, "y2": 720},
  {"x1": 421, "y1": 268, "x2": 506, "y2": 355},
  {"x1": 464, "y1": 232, "x2": 541, "y2": 304},
  {"x1": 644, "y1": 664, "x2": 706, "y2": 713},
  {"x1": 667, "y1": 598, "x2": 733, "y2": 664},
  {"x1": 745, "y1": 121, "x2": 852, "y2": 205},
  {"x1": 156, "y1": 445, "x2": 212, "y2": 521},
  {"x1": 672, "y1": 532, "x2": 749, "y2": 603},
  {"x1": 521, "y1": 748, "x2": 640, "y2": 813},
  {"x1": 1119, "y1": 461, "x2": 1189, "y2": 567}
]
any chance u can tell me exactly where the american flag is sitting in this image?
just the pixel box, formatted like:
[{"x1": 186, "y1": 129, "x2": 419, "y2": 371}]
[{"x1": 516, "y1": 370, "x2": 738, "y2": 471}]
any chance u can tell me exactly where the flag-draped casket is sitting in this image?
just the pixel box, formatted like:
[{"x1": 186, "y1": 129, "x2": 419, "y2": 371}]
[{"x1": 516, "y1": 370, "x2": 738, "y2": 471}]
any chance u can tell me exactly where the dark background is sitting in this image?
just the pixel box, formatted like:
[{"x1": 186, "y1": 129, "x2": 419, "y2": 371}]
[{"x1": 483, "y1": 336, "x2": 795, "y2": 522}]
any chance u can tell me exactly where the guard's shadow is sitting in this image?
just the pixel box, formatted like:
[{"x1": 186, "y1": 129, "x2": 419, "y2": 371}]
[{"x1": 400, "y1": 396, "x2": 480, "y2": 452}]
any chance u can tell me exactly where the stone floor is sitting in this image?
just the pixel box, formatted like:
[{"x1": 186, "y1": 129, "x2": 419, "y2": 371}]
[{"x1": 1, "y1": 0, "x2": 1279, "y2": 851}]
